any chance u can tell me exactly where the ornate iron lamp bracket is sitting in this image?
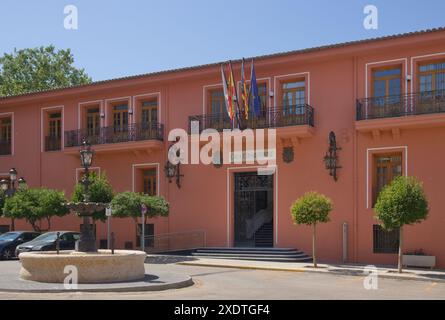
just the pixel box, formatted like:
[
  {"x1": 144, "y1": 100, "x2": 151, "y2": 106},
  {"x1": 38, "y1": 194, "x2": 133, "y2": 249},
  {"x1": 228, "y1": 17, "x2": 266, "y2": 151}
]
[{"x1": 323, "y1": 131, "x2": 342, "y2": 181}]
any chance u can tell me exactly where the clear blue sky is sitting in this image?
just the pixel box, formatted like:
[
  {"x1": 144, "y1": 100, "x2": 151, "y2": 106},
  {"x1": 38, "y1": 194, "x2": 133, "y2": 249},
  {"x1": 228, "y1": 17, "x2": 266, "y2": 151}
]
[{"x1": 0, "y1": 0, "x2": 444, "y2": 81}]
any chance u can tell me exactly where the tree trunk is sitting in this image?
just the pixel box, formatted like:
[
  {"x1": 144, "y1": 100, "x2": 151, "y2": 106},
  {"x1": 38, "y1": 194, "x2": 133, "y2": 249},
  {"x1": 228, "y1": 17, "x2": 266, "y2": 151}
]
[
  {"x1": 46, "y1": 217, "x2": 51, "y2": 231},
  {"x1": 312, "y1": 224, "x2": 317, "y2": 268},
  {"x1": 10, "y1": 218, "x2": 15, "y2": 231},
  {"x1": 133, "y1": 217, "x2": 139, "y2": 248},
  {"x1": 398, "y1": 226, "x2": 404, "y2": 273}
]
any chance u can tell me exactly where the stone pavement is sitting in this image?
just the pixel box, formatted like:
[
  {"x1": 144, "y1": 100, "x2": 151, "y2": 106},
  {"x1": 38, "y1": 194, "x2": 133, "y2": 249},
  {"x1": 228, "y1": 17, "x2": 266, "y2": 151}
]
[{"x1": 165, "y1": 255, "x2": 445, "y2": 283}]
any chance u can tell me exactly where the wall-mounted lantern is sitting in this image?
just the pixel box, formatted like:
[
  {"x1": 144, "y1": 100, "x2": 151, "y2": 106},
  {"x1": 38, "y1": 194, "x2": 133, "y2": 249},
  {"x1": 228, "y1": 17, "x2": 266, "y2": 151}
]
[
  {"x1": 323, "y1": 131, "x2": 341, "y2": 181},
  {"x1": 164, "y1": 144, "x2": 184, "y2": 188}
]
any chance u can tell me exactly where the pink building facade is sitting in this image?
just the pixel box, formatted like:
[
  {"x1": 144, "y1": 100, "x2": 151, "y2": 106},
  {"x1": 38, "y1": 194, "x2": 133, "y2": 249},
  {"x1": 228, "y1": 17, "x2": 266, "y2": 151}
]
[{"x1": 1, "y1": 28, "x2": 445, "y2": 267}]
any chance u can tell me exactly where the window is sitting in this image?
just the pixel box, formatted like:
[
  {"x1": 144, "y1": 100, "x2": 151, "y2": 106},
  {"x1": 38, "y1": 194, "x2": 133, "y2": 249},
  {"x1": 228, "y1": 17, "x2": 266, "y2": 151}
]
[
  {"x1": 136, "y1": 223, "x2": 154, "y2": 248},
  {"x1": 373, "y1": 225, "x2": 399, "y2": 253},
  {"x1": 373, "y1": 153, "x2": 403, "y2": 206},
  {"x1": 141, "y1": 99, "x2": 158, "y2": 125},
  {"x1": 143, "y1": 168, "x2": 157, "y2": 196},
  {"x1": 281, "y1": 80, "x2": 306, "y2": 115},
  {"x1": 46, "y1": 112, "x2": 62, "y2": 151},
  {"x1": 208, "y1": 88, "x2": 230, "y2": 129},
  {"x1": 113, "y1": 104, "x2": 128, "y2": 133},
  {"x1": 372, "y1": 67, "x2": 402, "y2": 109},
  {"x1": 0, "y1": 117, "x2": 12, "y2": 155},
  {"x1": 86, "y1": 107, "x2": 100, "y2": 136},
  {"x1": 419, "y1": 60, "x2": 445, "y2": 93}
]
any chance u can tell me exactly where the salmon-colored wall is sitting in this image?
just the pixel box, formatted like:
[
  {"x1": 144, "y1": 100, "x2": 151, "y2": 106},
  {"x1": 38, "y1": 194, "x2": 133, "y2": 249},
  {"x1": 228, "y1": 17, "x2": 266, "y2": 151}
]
[{"x1": 1, "y1": 30, "x2": 445, "y2": 267}]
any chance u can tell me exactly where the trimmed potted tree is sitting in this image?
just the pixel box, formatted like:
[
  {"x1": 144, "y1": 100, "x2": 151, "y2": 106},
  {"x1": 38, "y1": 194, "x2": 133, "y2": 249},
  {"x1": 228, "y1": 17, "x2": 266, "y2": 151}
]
[
  {"x1": 290, "y1": 191, "x2": 333, "y2": 268},
  {"x1": 374, "y1": 176, "x2": 429, "y2": 273}
]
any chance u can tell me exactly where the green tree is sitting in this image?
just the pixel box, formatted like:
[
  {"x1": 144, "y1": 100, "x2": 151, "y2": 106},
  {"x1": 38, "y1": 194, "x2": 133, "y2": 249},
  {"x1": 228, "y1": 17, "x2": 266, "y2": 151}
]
[
  {"x1": 4, "y1": 188, "x2": 69, "y2": 232},
  {"x1": 374, "y1": 176, "x2": 429, "y2": 273},
  {"x1": 71, "y1": 172, "x2": 114, "y2": 222},
  {"x1": 0, "y1": 45, "x2": 91, "y2": 97},
  {"x1": 290, "y1": 191, "x2": 333, "y2": 268},
  {"x1": 111, "y1": 192, "x2": 169, "y2": 245},
  {"x1": 0, "y1": 189, "x2": 5, "y2": 217}
]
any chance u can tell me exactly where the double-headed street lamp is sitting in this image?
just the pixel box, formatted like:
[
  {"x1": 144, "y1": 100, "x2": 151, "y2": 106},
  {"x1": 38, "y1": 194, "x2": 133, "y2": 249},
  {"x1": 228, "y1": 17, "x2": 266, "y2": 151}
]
[{"x1": 0, "y1": 168, "x2": 27, "y2": 231}]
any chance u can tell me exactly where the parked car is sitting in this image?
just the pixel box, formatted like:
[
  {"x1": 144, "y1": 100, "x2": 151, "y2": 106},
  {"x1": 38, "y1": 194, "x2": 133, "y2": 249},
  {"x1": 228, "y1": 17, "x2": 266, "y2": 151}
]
[
  {"x1": 0, "y1": 231, "x2": 41, "y2": 260},
  {"x1": 15, "y1": 231, "x2": 80, "y2": 256}
]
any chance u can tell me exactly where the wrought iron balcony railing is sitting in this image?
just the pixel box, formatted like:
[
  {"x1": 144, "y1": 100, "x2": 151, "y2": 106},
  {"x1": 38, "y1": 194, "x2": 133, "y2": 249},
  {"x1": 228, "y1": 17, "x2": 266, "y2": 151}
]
[
  {"x1": 0, "y1": 140, "x2": 11, "y2": 156},
  {"x1": 45, "y1": 136, "x2": 62, "y2": 151},
  {"x1": 64, "y1": 122, "x2": 164, "y2": 147},
  {"x1": 356, "y1": 89, "x2": 445, "y2": 121},
  {"x1": 189, "y1": 104, "x2": 314, "y2": 133}
]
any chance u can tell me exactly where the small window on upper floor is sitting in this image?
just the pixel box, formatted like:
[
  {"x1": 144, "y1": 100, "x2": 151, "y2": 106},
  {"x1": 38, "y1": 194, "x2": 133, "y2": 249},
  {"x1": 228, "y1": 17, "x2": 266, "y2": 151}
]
[
  {"x1": 112, "y1": 104, "x2": 128, "y2": 133},
  {"x1": 141, "y1": 99, "x2": 158, "y2": 126},
  {"x1": 85, "y1": 107, "x2": 101, "y2": 136},
  {"x1": 372, "y1": 66, "x2": 402, "y2": 101},
  {"x1": 45, "y1": 111, "x2": 62, "y2": 151},
  {"x1": 418, "y1": 60, "x2": 445, "y2": 93},
  {"x1": 0, "y1": 117, "x2": 12, "y2": 156},
  {"x1": 280, "y1": 80, "x2": 306, "y2": 115}
]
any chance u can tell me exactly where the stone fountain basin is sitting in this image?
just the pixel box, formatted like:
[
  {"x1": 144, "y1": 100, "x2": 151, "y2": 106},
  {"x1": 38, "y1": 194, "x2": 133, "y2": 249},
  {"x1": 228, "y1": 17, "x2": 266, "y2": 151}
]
[{"x1": 19, "y1": 250, "x2": 147, "y2": 284}]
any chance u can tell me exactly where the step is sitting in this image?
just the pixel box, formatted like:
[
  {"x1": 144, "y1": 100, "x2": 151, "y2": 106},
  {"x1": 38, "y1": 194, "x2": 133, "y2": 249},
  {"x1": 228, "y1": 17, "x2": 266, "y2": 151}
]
[
  {"x1": 192, "y1": 252, "x2": 310, "y2": 259},
  {"x1": 195, "y1": 247, "x2": 299, "y2": 253},
  {"x1": 195, "y1": 250, "x2": 304, "y2": 256},
  {"x1": 191, "y1": 254, "x2": 312, "y2": 263}
]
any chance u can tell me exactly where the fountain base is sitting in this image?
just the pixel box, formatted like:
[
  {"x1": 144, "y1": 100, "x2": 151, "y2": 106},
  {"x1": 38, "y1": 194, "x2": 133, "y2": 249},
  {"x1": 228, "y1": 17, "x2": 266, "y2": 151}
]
[{"x1": 19, "y1": 250, "x2": 146, "y2": 284}]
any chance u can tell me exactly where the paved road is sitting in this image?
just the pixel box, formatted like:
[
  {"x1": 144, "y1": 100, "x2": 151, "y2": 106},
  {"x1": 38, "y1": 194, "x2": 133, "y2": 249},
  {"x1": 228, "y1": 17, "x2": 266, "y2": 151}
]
[{"x1": 0, "y1": 259, "x2": 444, "y2": 300}]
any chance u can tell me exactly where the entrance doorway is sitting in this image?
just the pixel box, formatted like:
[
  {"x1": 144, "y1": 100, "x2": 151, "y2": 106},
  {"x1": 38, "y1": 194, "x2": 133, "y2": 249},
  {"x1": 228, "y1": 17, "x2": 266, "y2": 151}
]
[{"x1": 234, "y1": 172, "x2": 274, "y2": 247}]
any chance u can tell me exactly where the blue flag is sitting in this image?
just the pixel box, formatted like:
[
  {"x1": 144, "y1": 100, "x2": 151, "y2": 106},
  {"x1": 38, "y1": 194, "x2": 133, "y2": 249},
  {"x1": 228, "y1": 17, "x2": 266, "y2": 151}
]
[{"x1": 250, "y1": 59, "x2": 261, "y2": 117}]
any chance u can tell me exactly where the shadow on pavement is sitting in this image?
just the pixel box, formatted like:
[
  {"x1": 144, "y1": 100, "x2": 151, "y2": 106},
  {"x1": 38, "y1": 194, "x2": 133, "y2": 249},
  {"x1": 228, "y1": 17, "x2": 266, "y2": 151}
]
[{"x1": 145, "y1": 255, "x2": 198, "y2": 264}]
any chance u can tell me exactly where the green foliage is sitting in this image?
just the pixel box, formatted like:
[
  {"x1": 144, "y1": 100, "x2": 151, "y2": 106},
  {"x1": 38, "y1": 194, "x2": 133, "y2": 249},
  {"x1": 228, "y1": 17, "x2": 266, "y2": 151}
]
[
  {"x1": 0, "y1": 45, "x2": 91, "y2": 97},
  {"x1": 0, "y1": 189, "x2": 5, "y2": 217},
  {"x1": 111, "y1": 192, "x2": 169, "y2": 219},
  {"x1": 4, "y1": 188, "x2": 69, "y2": 231},
  {"x1": 374, "y1": 176, "x2": 429, "y2": 230},
  {"x1": 290, "y1": 191, "x2": 333, "y2": 226},
  {"x1": 72, "y1": 172, "x2": 114, "y2": 222}
]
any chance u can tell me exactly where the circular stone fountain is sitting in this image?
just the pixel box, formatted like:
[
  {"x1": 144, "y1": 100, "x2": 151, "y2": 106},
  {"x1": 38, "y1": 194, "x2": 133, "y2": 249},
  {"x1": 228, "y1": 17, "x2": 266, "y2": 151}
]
[{"x1": 17, "y1": 140, "x2": 146, "y2": 284}]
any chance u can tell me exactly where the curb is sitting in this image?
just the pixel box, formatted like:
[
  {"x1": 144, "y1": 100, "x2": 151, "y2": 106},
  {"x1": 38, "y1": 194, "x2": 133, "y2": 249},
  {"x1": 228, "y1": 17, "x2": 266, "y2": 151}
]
[
  {"x1": 0, "y1": 274, "x2": 194, "y2": 293},
  {"x1": 178, "y1": 261, "x2": 445, "y2": 283}
]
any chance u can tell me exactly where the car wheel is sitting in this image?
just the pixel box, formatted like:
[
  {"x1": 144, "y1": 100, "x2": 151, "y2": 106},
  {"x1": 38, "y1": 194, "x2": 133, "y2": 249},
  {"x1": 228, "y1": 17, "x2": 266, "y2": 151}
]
[{"x1": 2, "y1": 249, "x2": 14, "y2": 260}]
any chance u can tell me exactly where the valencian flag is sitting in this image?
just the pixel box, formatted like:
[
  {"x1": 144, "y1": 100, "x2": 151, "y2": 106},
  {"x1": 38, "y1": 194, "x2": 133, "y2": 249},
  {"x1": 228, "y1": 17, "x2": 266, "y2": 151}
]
[
  {"x1": 228, "y1": 61, "x2": 241, "y2": 127},
  {"x1": 240, "y1": 58, "x2": 250, "y2": 120},
  {"x1": 220, "y1": 64, "x2": 234, "y2": 121}
]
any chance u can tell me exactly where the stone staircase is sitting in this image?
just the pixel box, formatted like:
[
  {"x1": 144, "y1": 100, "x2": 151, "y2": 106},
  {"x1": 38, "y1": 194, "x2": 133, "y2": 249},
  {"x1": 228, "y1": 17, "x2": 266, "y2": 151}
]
[
  {"x1": 192, "y1": 247, "x2": 312, "y2": 263},
  {"x1": 254, "y1": 222, "x2": 273, "y2": 247}
]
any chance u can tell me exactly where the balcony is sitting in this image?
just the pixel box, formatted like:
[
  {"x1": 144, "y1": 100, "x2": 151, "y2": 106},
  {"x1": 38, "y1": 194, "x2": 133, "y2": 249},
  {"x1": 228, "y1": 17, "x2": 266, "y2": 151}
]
[
  {"x1": 45, "y1": 136, "x2": 61, "y2": 151},
  {"x1": 356, "y1": 90, "x2": 445, "y2": 134},
  {"x1": 0, "y1": 140, "x2": 11, "y2": 156},
  {"x1": 64, "y1": 122, "x2": 164, "y2": 154},
  {"x1": 189, "y1": 105, "x2": 314, "y2": 138}
]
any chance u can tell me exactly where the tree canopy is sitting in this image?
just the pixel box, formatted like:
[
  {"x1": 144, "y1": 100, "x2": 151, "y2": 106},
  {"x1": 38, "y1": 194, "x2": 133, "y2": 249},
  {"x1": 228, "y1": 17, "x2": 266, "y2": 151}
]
[
  {"x1": 290, "y1": 191, "x2": 332, "y2": 226},
  {"x1": 0, "y1": 45, "x2": 91, "y2": 97},
  {"x1": 374, "y1": 176, "x2": 429, "y2": 230},
  {"x1": 111, "y1": 192, "x2": 169, "y2": 221},
  {"x1": 4, "y1": 188, "x2": 69, "y2": 232},
  {"x1": 71, "y1": 172, "x2": 114, "y2": 222}
]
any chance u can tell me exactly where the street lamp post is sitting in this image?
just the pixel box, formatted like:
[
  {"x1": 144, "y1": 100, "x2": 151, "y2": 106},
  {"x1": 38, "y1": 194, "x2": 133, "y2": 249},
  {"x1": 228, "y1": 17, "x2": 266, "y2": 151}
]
[{"x1": 0, "y1": 168, "x2": 26, "y2": 231}]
